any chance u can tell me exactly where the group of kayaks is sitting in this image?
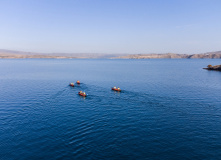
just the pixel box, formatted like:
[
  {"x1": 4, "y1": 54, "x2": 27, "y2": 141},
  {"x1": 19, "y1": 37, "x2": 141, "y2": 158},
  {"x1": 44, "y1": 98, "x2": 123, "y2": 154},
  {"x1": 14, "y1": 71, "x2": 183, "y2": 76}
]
[
  {"x1": 69, "y1": 80, "x2": 121, "y2": 97},
  {"x1": 69, "y1": 80, "x2": 87, "y2": 97}
]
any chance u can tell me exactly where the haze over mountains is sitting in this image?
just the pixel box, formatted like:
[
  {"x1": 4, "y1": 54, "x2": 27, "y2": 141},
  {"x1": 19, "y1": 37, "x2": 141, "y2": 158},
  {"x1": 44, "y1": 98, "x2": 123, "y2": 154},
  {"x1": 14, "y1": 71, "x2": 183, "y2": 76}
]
[{"x1": 1, "y1": 49, "x2": 221, "y2": 59}]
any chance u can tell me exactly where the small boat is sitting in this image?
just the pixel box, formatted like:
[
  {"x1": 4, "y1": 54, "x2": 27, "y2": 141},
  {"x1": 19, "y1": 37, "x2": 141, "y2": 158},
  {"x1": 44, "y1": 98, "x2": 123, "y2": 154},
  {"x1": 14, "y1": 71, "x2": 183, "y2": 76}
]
[
  {"x1": 78, "y1": 91, "x2": 87, "y2": 97},
  {"x1": 69, "y1": 83, "x2": 74, "y2": 87},
  {"x1": 76, "y1": 80, "x2": 80, "y2": 84},
  {"x1": 112, "y1": 87, "x2": 121, "y2": 92}
]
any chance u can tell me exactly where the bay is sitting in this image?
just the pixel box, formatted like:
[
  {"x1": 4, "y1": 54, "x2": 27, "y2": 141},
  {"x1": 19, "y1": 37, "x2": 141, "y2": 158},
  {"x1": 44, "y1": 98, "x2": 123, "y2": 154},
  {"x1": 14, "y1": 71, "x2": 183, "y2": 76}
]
[{"x1": 0, "y1": 59, "x2": 221, "y2": 159}]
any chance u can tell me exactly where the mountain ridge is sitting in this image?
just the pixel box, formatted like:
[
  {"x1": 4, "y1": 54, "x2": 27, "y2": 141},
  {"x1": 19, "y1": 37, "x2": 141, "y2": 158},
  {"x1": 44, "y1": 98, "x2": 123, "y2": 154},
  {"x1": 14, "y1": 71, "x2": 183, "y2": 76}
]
[{"x1": 1, "y1": 49, "x2": 221, "y2": 59}]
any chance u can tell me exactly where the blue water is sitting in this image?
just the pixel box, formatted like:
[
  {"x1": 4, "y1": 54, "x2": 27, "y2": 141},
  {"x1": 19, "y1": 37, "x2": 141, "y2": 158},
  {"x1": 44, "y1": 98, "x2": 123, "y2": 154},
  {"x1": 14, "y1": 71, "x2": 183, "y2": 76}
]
[{"x1": 0, "y1": 59, "x2": 221, "y2": 159}]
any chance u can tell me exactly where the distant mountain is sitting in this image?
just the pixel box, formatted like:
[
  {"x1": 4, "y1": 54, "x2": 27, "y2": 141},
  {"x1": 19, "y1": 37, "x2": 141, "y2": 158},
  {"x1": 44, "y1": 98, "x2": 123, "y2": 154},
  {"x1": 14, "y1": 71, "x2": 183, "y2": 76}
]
[
  {"x1": 115, "y1": 53, "x2": 188, "y2": 59},
  {"x1": 115, "y1": 51, "x2": 221, "y2": 59},
  {"x1": 187, "y1": 51, "x2": 221, "y2": 59},
  {"x1": 0, "y1": 49, "x2": 125, "y2": 59},
  {"x1": 1, "y1": 49, "x2": 221, "y2": 59},
  {"x1": 0, "y1": 49, "x2": 41, "y2": 55}
]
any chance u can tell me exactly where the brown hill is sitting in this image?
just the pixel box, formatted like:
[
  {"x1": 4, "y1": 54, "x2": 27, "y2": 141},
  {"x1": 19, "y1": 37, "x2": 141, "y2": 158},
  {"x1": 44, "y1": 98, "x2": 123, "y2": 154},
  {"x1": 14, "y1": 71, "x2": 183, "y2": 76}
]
[
  {"x1": 116, "y1": 51, "x2": 221, "y2": 59},
  {"x1": 0, "y1": 49, "x2": 124, "y2": 59},
  {"x1": 1, "y1": 49, "x2": 221, "y2": 59}
]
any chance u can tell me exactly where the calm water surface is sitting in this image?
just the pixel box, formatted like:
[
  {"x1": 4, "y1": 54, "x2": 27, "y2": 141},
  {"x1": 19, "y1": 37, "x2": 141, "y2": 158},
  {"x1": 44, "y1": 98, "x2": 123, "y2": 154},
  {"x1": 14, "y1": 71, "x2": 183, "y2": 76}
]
[{"x1": 0, "y1": 59, "x2": 221, "y2": 159}]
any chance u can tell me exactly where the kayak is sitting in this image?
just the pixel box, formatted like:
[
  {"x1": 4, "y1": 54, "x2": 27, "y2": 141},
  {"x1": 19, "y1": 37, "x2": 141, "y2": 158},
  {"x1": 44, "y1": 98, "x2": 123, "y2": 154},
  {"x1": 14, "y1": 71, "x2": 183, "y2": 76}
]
[
  {"x1": 78, "y1": 91, "x2": 86, "y2": 97},
  {"x1": 69, "y1": 83, "x2": 74, "y2": 87},
  {"x1": 112, "y1": 87, "x2": 121, "y2": 92}
]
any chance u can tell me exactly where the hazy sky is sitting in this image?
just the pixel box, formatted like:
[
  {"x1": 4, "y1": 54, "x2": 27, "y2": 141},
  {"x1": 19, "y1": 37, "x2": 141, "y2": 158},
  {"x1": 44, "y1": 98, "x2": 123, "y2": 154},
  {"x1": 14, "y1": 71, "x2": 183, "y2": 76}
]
[{"x1": 0, "y1": 0, "x2": 220, "y2": 54}]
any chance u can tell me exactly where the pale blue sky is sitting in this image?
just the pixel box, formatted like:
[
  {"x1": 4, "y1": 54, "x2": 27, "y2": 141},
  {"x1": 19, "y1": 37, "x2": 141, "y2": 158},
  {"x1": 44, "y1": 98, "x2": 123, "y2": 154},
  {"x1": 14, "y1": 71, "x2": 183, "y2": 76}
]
[{"x1": 0, "y1": 0, "x2": 220, "y2": 54}]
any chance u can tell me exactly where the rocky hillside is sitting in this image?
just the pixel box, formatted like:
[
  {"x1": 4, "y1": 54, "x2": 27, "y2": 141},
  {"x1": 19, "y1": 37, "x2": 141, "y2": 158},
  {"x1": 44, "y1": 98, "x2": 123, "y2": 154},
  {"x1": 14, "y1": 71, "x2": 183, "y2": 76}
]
[
  {"x1": 115, "y1": 53, "x2": 188, "y2": 59},
  {"x1": 115, "y1": 51, "x2": 221, "y2": 59},
  {"x1": 188, "y1": 51, "x2": 221, "y2": 59},
  {"x1": 203, "y1": 64, "x2": 221, "y2": 71},
  {"x1": 1, "y1": 49, "x2": 221, "y2": 59},
  {"x1": 0, "y1": 49, "x2": 123, "y2": 59}
]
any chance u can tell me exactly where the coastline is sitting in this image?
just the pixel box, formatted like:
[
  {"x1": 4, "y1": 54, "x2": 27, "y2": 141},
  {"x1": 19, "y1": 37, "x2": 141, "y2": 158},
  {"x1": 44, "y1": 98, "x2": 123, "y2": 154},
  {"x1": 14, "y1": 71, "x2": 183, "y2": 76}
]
[
  {"x1": 203, "y1": 65, "x2": 221, "y2": 71},
  {"x1": 1, "y1": 50, "x2": 221, "y2": 59}
]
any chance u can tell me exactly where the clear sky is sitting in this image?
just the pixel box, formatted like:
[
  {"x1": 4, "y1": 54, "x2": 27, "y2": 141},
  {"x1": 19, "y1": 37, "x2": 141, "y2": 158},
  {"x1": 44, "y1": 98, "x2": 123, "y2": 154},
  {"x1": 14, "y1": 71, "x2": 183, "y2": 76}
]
[{"x1": 0, "y1": 0, "x2": 220, "y2": 54}]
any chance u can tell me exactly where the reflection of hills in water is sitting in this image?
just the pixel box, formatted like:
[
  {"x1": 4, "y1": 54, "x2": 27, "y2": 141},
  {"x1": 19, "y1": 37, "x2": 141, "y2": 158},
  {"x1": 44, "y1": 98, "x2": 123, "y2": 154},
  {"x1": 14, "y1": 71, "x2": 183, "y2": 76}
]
[{"x1": 1, "y1": 49, "x2": 221, "y2": 59}]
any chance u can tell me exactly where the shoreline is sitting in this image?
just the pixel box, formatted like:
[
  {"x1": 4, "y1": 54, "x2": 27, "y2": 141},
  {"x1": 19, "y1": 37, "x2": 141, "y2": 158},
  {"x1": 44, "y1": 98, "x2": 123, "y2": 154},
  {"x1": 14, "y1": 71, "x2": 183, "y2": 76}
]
[
  {"x1": 1, "y1": 53, "x2": 221, "y2": 59},
  {"x1": 0, "y1": 49, "x2": 221, "y2": 59},
  {"x1": 203, "y1": 65, "x2": 221, "y2": 71},
  {"x1": 1, "y1": 50, "x2": 221, "y2": 59}
]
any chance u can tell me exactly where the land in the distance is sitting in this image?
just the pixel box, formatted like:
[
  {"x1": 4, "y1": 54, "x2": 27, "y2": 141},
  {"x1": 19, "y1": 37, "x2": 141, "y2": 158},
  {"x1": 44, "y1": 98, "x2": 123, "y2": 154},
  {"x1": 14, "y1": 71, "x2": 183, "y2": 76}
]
[
  {"x1": 0, "y1": 49, "x2": 120, "y2": 59},
  {"x1": 115, "y1": 51, "x2": 221, "y2": 59},
  {"x1": 203, "y1": 64, "x2": 221, "y2": 71},
  {"x1": 1, "y1": 49, "x2": 221, "y2": 59}
]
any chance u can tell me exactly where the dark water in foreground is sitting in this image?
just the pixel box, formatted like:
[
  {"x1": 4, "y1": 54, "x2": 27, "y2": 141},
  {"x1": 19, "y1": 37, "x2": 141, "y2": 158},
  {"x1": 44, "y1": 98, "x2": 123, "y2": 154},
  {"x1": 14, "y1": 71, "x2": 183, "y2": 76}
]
[{"x1": 0, "y1": 59, "x2": 221, "y2": 159}]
